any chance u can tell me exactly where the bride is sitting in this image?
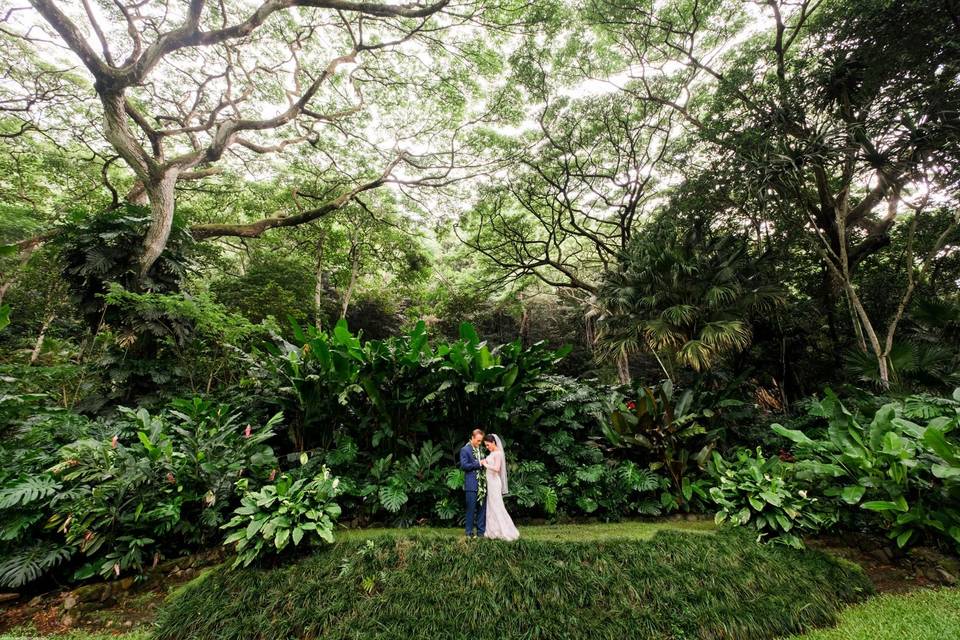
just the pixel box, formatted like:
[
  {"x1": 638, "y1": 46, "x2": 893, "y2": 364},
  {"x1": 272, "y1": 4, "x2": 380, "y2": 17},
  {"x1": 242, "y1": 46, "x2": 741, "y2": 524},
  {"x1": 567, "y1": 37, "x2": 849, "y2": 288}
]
[{"x1": 479, "y1": 434, "x2": 520, "y2": 541}]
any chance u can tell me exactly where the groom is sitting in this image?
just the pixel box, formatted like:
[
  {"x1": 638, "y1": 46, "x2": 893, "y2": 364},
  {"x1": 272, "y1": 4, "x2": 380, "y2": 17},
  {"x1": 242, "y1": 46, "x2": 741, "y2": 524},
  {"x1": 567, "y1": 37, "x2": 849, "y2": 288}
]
[{"x1": 459, "y1": 428, "x2": 486, "y2": 538}]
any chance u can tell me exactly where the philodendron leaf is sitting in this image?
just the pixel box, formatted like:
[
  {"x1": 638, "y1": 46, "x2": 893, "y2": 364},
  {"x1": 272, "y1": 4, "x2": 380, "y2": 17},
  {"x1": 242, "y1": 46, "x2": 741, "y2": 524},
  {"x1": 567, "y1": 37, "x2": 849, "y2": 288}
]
[
  {"x1": 923, "y1": 428, "x2": 960, "y2": 466},
  {"x1": 862, "y1": 499, "x2": 907, "y2": 513},
  {"x1": 932, "y1": 464, "x2": 960, "y2": 479},
  {"x1": 771, "y1": 424, "x2": 816, "y2": 446},
  {"x1": 840, "y1": 485, "x2": 866, "y2": 505}
]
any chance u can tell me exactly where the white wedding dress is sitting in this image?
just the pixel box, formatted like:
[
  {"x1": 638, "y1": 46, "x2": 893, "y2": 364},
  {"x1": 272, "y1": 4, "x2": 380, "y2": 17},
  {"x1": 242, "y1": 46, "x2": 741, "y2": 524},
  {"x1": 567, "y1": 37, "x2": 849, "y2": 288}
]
[{"x1": 483, "y1": 448, "x2": 519, "y2": 541}]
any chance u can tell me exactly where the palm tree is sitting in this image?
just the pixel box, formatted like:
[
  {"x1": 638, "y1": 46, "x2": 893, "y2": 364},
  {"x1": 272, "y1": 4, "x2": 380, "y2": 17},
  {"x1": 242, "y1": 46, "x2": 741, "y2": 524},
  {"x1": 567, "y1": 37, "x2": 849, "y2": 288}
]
[{"x1": 597, "y1": 230, "x2": 783, "y2": 379}]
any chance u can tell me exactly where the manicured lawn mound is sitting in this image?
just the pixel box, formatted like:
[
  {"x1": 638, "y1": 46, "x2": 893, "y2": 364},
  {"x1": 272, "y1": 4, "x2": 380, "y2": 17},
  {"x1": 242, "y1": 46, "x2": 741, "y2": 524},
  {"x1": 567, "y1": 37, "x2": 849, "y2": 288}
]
[{"x1": 153, "y1": 529, "x2": 872, "y2": 640}]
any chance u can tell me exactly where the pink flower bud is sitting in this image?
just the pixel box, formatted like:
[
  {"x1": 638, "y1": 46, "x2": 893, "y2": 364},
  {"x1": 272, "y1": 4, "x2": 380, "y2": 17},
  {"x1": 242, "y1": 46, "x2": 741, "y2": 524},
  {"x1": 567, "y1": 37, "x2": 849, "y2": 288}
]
[
  {"x1": 111, "y1": 435, "x2": 119, "y2": 449},
  {"x1": 166, "y1": 472, "x2": 175, "y2": 484},
  {"x1": 243, "y1": 425, "x2": 252, "y2": 438},
  {"x1": 269, "y1": 469, "x2": 277, "y2": 481}
]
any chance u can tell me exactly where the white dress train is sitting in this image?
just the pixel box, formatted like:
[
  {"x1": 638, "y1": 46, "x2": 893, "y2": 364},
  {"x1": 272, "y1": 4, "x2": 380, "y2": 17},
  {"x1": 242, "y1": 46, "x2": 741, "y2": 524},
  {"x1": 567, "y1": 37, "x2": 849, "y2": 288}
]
[{"x1": 483, "y1": 450, "x2": 519, "y2": 541}]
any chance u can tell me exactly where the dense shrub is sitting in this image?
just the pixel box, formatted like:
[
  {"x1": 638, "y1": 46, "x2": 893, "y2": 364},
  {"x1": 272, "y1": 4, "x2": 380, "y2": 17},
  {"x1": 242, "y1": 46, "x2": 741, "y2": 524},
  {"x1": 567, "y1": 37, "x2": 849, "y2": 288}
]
[
  {"x1": 222, "y1": 460, "x2": 341, "y2": 567},
  {"x1": 711, "y1": 388, "x2": 960, "y2": 551},
  {"x1": 774, "y1": 389, "x2": 960, "y2": 551},
  {"x1": 709, "y1": 448, "x2": 838, "y2": 547},
  {"x1": 253, "y1": 319, "x2": 574, "y2": 454},
  {"x1": 0, "y1": 398, "x2": 279, "y2": 588}
]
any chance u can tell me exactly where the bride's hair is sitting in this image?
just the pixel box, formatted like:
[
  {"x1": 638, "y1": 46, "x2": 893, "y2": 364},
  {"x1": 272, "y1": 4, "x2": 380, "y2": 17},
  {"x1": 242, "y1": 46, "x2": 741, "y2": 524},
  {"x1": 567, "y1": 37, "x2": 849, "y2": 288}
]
[{"x1": 482, "y1": 434, "x2": 497, "y2": 444}]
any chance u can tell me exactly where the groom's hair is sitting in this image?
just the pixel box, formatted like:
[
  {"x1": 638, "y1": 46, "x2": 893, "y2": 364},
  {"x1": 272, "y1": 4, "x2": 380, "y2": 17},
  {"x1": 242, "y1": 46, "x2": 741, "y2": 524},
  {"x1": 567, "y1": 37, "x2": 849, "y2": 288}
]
[{"x1": 471, "y1": 428, "x2": 485, "y2": 438}]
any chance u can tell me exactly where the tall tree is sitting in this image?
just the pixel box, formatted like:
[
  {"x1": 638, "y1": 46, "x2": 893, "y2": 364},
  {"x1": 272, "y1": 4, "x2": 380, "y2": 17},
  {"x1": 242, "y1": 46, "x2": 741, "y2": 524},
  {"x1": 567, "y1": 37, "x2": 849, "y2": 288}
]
[
  {"x1": 5, "y1": 0, "x2": 498, "y2": 277},
  {"x1": 590, "y1": 0, "x2": 960, "y2": 384}
]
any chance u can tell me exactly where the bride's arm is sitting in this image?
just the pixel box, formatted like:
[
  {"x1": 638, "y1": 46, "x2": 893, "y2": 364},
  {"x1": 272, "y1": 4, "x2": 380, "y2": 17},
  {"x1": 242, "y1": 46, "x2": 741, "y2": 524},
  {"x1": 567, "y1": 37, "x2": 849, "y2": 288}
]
[{"x1": 486, "y1": 451, "x2": 502, "y2": 472}]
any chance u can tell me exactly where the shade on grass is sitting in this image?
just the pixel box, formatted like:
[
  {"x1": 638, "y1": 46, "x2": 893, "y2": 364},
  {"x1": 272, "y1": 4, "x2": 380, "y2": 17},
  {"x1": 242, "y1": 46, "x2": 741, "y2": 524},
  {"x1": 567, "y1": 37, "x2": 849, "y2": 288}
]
[
  {"x1": 153, "y1": 527, "x2": 871, "y2": 640},
  {"x1": 786, "y1": 588, "x2": 960, "y2": 640}
]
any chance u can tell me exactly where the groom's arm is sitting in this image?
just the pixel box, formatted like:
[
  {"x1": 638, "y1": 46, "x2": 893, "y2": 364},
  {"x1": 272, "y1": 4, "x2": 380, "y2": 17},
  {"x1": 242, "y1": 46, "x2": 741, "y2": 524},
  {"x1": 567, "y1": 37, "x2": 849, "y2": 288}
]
[{"x1": 459, "y1": 447, "x2": 480, "y2": 471}]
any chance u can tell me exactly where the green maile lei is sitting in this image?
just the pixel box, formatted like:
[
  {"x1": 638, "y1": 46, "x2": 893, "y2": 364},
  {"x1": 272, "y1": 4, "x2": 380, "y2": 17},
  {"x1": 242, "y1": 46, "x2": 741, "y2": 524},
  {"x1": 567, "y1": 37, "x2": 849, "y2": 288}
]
[{"x1": 472, "y1": 445, "x2": 486, "y2": 503}]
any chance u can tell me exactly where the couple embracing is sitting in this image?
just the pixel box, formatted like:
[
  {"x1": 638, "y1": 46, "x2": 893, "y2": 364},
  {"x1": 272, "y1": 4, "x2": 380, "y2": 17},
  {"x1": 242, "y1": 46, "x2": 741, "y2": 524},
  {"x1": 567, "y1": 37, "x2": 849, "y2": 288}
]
[{"x1": 458, "y1": 429, "x2": 520, "y2": 541}]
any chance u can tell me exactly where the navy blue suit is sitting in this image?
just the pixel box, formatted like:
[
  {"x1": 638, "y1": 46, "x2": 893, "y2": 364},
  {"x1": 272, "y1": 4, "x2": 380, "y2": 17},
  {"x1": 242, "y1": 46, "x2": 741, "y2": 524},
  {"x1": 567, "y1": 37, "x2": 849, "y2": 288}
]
[{"x1": 459, "y1": 443, "x2": 485, "y2": 536}]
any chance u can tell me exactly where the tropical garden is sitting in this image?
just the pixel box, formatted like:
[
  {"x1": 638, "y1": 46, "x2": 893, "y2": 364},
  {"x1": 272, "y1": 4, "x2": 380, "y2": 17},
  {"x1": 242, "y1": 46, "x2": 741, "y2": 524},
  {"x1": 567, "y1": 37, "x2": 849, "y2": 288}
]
[{"x1": 0, "y1": 0, "x2": 958, "y2": 638}]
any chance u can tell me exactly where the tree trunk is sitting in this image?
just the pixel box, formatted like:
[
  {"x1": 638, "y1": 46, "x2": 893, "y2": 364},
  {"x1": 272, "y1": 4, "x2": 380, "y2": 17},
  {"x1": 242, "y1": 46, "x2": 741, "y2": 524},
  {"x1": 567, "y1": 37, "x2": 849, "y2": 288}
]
[
  {"x1": 518, "y1": 294, "x2": 529, "y2": 346},
  {"x1": 616, "y1": 348, "x2": 631, "y2": 384},
  {"x1": 340, "y1": 250, "x2": 360, "y2": 319},
  {"x1": 140, "y1": 170, "x2": 180, "y2": 280},
  {"x1": 314, "y1": 233, "x2": 325, "y2": 331},
  {"x1": 29, "y1": 313, "x2": 55, "y2": 364}
]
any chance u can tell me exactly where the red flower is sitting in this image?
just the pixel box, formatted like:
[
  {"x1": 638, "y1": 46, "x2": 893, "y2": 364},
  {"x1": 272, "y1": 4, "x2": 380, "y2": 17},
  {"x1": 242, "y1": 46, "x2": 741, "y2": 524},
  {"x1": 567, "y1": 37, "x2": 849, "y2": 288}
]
[
  {"x1": 778, "y1": 449, "x2": 795, "y2": 462},
  {"x1": 626, "y1": 401, "x2": 637, "y2": 411},
  {"x1": 243, "y1": 425, "x2": 252, "y2": 438}
]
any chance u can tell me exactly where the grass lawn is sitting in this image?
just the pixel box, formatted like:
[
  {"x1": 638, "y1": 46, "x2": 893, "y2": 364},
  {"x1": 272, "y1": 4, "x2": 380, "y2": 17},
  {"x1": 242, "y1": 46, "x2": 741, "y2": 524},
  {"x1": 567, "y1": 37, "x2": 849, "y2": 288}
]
[
  {"x1": 786, "y1": 588, "x2": 960, "y2": 640},
  {"x1": 337, "y1": 518, "x2": 717, "y2": 542},
  {"x1": 8, "y1": 590, "x2": 958, "y2": 640},
  {"x1": 153, "y1": 525, "x2": 869, "y2": 640},
  {"x1": 3, "y1": 523, "x2": 880, "y2": 640}
]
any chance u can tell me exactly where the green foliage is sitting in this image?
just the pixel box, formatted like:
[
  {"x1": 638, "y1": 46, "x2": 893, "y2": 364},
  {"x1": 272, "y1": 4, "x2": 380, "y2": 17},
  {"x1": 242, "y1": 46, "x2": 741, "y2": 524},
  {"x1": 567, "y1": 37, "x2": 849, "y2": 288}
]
[
  {"x1": 260, "y1": 318, "x2": 570, "y2": 454},
  {"x1": 605, "y1": 379, "x2": 719, "y2": 509},
  {"x1": 709, "y1": 448, "x2": 838, "y2": 548},
  {"x1": 222, "y1": 462, "x2": 341, "y2": 568},
  {"x1": 599, "y1": 231, "x2": 783, "y2": 373},
  {"x1": 154, "y1": 529, "x2": 871, "y2": 640},
  {"x1": 95, "y1": 286, "x2": 274, "y2": 402},
  {"x1": 0, "y1": 399, "x2": 281, "y2": 588},
  {"x1": 772, "y1": 388, "x2": 960, "y2": 551},
  {"x1": 211, "y1": 251, "x2": 317, "y2": 330},
  {"x1": 54, "y1": 205, "x2": 194, "y2": 329},
  {"x1": 341, "y1": 440, "x2": 453, "y2": 525}
]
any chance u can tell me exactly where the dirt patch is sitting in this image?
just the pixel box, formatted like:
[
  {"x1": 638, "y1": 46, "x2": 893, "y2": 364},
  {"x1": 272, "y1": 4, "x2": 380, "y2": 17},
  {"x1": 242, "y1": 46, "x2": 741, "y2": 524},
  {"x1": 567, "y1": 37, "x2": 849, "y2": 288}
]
[
  {"x1": 808, "y1": 534, "x2": 959, "y2": 594},
  {"x1": 0, "y1": 572, "x2": 199, "y2": 636},
  {"x1": 0, "y1": 551, "x2": 223, "y2": 636}
]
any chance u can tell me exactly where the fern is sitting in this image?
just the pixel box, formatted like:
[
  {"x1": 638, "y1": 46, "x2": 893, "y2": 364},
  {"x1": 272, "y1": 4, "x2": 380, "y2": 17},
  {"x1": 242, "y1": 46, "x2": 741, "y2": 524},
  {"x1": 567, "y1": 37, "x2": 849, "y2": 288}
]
[
  {"x1": 0, "y1": 542, "x2": 74, "y2": 588},
  {"x1": 0, "y1": 476, "x2": 61, "y2": 509}
]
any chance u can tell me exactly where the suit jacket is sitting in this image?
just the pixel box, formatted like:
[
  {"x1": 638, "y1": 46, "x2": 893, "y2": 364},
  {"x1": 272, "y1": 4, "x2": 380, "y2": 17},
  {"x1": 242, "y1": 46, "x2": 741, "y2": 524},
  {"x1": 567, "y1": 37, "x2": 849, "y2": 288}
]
[{"x1": 459, "y1": 443, "x2": 482, "y2": 492}]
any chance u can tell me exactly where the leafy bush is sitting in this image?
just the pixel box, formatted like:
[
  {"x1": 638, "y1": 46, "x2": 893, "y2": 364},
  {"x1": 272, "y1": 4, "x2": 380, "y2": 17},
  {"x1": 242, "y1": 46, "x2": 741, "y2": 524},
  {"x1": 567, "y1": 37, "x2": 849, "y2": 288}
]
[
  {"x1": 93, "y1": 286, "x2": 275, "y2": 404},
  {"x1": 605, "y1": 379, "x2": 723, "y2": 510},
  {"x1": 0, "y1": 399, "x2": 280, "y2": 588},
  {"x1": 222, "y1": 461, "x2": 341, "y2": 568},
  {"x1": 53, "y1": 205, "x2": 195, "y2": 330},
  {"x1": 254, "y1": 319, "x2": 572, "y2": 453},
  {"x1": 709, "y1": 448, "x2": 838, "y2": 548},
  {"x1": 772, "y1": 389, "x2": 960, "y2": 551}
]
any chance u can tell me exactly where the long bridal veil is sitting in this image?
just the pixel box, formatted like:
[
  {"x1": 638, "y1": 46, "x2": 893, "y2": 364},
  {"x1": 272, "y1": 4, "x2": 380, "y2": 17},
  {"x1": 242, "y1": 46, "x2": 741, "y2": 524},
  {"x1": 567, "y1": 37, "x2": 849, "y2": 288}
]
[{"x1": 493, "y1": 434, "x2": 508, "y2": 495}]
